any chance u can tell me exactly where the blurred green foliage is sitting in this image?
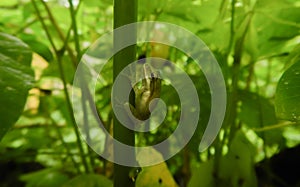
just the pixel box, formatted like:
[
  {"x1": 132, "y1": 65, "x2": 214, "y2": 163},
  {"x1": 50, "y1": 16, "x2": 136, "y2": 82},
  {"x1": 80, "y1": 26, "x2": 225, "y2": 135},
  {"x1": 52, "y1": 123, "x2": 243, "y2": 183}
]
[{"x1": 0, "y1": 0, "x2": 299, "y2": 186}]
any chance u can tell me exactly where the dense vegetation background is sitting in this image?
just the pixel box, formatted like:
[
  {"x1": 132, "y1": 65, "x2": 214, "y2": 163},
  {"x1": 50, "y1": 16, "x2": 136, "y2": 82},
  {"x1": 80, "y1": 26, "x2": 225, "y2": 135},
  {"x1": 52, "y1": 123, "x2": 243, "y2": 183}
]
[{"x1": 0, "y1": 0, "x2": 299, "y2": 187}]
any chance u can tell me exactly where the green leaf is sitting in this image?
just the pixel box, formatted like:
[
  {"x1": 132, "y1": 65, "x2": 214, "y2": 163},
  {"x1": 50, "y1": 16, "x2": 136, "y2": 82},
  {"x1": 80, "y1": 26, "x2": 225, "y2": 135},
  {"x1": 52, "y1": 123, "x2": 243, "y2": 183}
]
[
  {"x1": 239, "y1": 90, "x2": 277, "y2": 128},
  {"x1": 42, "y1": 55, "x2": 75, "y2": 84},
  {"x1": 188, "y1": 159, "x2": 214, "y2": 187},
  {"x1": 238, "y1": 91, "x2": 283, "y2": 145},
  {"x1": 219, "y1": 130, "x2": 257, "y2": 187},
  {"x1": 275, "y1": 59, "x2": 300, "y2": 121},
  {"x1": 284, "y1": 43, "x2": 300, "y2": 69},
  {"x1": 20, "y1": 168, "x2": 69, "y2": 187},
  {"x1": 1, "y1": 128, "x2": 52, "y2": 150},
  {"x1": 19, "y1": 34, "x2": 54, "y2": 62},
  {"x1": 0, "y1": 32, "x2": 34, "y2": 140},
  {"x1": 252, "y1": 3, "x2": 300, "y2": 58},
  {"x1": 82, "y1": 0, "x2": 102, "y2": 7},
  {"x1": 189, "y1": 131, "x2": 258, "y2": 187},
  {"x1": 0, "y1": 0, "x2": 18, "y2": 6},
  {"x1": 136, "y1": 148, "x2": 178, "y2": 187},
  {"x1": 62, "y1": 174, "x2": 113, "y2": 187}
]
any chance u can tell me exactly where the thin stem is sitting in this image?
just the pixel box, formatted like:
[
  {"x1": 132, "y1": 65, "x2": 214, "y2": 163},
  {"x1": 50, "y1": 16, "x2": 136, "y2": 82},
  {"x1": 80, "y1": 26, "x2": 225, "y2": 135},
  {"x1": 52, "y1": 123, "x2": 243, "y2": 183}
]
[
  {"x1": 56, "y1": 54, "x2": 90, "y2": 173},
  {"x1": 14, "y1": 18, "x2": 38, "y2": 35},
  {"x1": 256, "y1": 10, "x2": 300, "y2": 29},
  {"x1": 214, "y1": 7, "x2": 257, "y2": 186},
  {"x1": 67, "y1": 0, "x2": 96, "y2": 172},
  {"x1": 253, "y1": 121, "x2": 299, "y2": 132},
  {"x1": 49, "y1": 115, "x2": 81, "y2": 174},
  {"x1": 81, "y1": 80, "x2": 95, "y2": 172},
  {"x1": 32, "y1": 0, "x2": 89, "y2": 173},
  {"x1": 31, "y1": 0, "x2": 58, "y2": 52},
  {"x1": 67, "y1": 0, "x2": 81, "y2": 60},
  {"x1": 226, "y1": 0, "x2": 236, "y2": 56},
  {"x1": 40, "y1": 0, "x2": 78, "y2": 67},
  {"x1": 213, "y1": 0, "x2": 241, "y2": 186},
  {"x1": 227, "y1": 12, "x2": 254, "y2": 141},
  {"x1": 245, "y1": 62, "x2": 255, "y2": 90},
  {"x1": 252, "y1": 71, "x2": 268, "y2": 156}
]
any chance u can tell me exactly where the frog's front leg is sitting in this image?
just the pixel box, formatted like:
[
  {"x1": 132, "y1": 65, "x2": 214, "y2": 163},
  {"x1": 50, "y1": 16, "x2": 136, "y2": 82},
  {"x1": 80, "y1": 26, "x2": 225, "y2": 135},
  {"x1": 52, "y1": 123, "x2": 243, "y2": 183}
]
[
  {"x1": 150, "y1": 72, "x2": 161, "y2": 100},
  {"x1": 112, "y1": 64, "x2": 160, "y2": 129},
  {"x1": 131, "y1": 64, "x2": 161, "y2": 121}
]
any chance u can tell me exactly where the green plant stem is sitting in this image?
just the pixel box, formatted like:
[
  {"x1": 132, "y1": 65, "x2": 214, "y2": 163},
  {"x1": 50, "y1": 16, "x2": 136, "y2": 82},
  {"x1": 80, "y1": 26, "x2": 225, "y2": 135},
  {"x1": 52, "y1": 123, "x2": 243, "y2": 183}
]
[
  {"x1": 49, "y1": 115, "x2": 81, "y2": 174},
  {"x1": 67, "y1": 0, "x2": 98, "y2": 172},
  {"x1": 245, "y1": 61, "x2": 255, "y2": 90},
  {"x1": 253, "y1": 73, "x2": 269, "y2": 156},
  {"x1": 253, "y1": 121, "x2": 299, "y2": 132},
  {"x1": 56, "y1": 55, "x2": 90, "y2": 173},
  {"x1": 67, "y1": 0, "x2": 81, "y2": 61},
  {"x1": 80, "y1": 80, "x2": 95, "y2": 171},
  {"x1": 14, "y1": 18, "x2": 38, "y2": 35},
  {"x1": 226, "y1": 0, "x2": 236, "y2": 56},
  {"x1": 32, "y1": 0, "x2": 89, "y2": 173},
  {"x1": 31, "y1": 0, "x2": 57, "y2": 52},
  {"x1": 113, "y1": 0, "x2": 137, "y2": 186},
  {"x1": 227, "y1": 13, "x2": 253, "y2": 142},
  {"x1": 40, "y1": 0, "x2": 79, "y2": 67},
  {"x1": 256, "y1": 10, "x2": 300, "y2": 29},
  {"x1": 213, "y1": 0, "x2": 237, "y2": 184},
  {"x1": 56, "y1": 1, "x2": 103, "y2": 168},
  {"x1": 213, "y1": 0, "x2": 247, "y2": 185}
]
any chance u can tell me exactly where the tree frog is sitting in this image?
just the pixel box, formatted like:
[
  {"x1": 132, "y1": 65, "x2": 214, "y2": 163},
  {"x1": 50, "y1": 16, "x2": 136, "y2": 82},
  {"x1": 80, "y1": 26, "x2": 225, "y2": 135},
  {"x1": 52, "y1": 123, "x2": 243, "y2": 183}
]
[{"x1": 128, "y1": 63, "x2": 161, "y2": 121}]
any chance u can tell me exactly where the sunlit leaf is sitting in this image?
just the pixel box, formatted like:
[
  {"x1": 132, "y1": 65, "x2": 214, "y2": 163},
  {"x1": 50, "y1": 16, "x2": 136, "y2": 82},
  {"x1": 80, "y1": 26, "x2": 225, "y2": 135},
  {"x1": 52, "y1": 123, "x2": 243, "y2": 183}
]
[
  {"x1": 20, "y1": 34, "x2": 54, "y2": 62},
  {"x1": 189, "y1": 131, "x2": 257, "y2": 187},
  {"x1": 239, "y1": 90, "x2": 277, "y2": 128},
  {"x1": 253, "y1": 1, "x2": 300, "y2": 58},
  {"x1": 136, "y1": 148, "x2": 178, "y2": 187},
  {"x1": 188, "y1": 159, "x2": 214, "y2": 187},
  {"x1": 0, "y1": 32, "x2": 34, "y2": 140},
  {"x1": 275, "y1": 59, "x2": 300, "y2": 121},
  {"x1": 219, "y1": 130, "x2": 257, "y2": 187}
]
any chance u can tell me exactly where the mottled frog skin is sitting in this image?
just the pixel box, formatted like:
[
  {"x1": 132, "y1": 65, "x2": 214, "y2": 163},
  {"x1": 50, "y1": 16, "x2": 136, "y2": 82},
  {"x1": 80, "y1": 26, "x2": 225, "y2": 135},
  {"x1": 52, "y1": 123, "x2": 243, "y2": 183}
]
[{"x1": 130, "y1": 64, "x2": 161, "y2": 120}]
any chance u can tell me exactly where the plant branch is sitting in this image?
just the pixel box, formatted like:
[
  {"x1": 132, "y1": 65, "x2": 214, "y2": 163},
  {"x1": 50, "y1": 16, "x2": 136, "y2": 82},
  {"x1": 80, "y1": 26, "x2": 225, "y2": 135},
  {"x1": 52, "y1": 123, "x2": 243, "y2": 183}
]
[
  {"x1": 40, "y1": 0, "x2": 78, "y2": 66},
  {"x1": 49, "y1": 115, "x2": 81, "y2": 174},
  {"x1": 56, "y1": 54, "x2": 90, "y2": 173},
  {"x1": 67, "y1": 0, "x2": 81, "y2": 61},
  {"x1": 253, "y1": 121, "x2": 299, "y2": 132},
  {"x1": 31, "y1": 0, "x2": 58, "y2": 52},
  {"x1": 32, "y1": 0, "x2": 89, "y2": 173}
]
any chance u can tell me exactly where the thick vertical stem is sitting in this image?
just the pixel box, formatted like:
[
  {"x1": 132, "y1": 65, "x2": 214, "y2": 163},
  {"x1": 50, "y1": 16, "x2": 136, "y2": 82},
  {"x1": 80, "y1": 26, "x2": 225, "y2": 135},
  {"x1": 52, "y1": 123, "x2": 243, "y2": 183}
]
[{"x1": 113, "y1": 0, "x2": 137, "y2": 187}]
